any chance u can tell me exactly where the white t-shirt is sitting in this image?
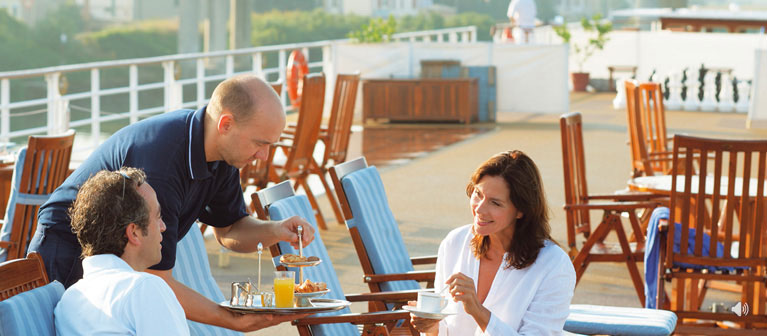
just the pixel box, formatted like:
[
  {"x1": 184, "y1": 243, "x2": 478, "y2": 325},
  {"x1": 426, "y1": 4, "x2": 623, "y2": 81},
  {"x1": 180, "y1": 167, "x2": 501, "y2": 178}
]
[
  {"x1": 434, "y1": 225, "x2": 575, "y2": 335},
  {"x1": 507, "y1": 0, "x2": 537, "y2": 29},
  {"x1": 55, "y1": 254, "x2": 190, "y2": 335}
]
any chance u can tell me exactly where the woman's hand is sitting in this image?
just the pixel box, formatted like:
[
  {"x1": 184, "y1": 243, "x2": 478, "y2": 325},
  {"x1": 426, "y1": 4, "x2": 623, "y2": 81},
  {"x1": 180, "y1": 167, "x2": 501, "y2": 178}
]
[
  {"x1": 445, "y1": 272, "x2": 491, "y2": 330},
  {"x1": 407, "y1": 301, "x2": 440, "y2": 334}
]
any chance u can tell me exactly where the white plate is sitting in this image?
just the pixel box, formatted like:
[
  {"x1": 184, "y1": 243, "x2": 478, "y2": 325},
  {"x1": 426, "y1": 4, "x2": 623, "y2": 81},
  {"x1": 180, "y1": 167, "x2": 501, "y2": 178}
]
[
  {"x1": 294, "y1": 289, "x2": 330, "y2": 298},
  {"x1": 402, "y1": 306, "x2": 456, "y2": 320},
  {"x1": 294, "y1": 289, "x2": 330, "y2": 307},
  {"x1": 220, "y1": 298, "x2": 350, "y2": 314},
  {"x1": 281, "y1": 259, "x2": 322, "y2": 267}
]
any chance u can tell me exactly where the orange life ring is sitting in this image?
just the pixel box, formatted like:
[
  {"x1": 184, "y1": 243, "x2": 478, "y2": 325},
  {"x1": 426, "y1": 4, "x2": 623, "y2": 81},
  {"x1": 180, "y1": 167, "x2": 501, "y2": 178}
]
[{"x1": 286, "y1": 50, "x2": 309, "y2": 108}]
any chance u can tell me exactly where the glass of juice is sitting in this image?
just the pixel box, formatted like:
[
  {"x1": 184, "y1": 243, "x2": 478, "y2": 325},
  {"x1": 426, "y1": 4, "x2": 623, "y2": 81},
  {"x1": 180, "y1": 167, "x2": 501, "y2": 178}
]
[{"x1": 273, "y1": 271, "x2": 295, "y2": 308}]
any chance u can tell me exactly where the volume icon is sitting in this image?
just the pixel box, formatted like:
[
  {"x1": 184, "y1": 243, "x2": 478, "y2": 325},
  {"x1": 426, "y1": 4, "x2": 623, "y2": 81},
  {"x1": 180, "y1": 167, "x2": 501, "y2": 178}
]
[{"x1": 731, "y1": 302, "x2": 749, "y2": 316}]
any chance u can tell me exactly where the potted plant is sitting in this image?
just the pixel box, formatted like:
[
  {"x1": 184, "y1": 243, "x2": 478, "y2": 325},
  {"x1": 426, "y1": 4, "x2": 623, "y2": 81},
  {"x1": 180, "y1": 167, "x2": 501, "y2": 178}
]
[{"x1": 554, "y1": 14, "x2": 612, "y2": 92}]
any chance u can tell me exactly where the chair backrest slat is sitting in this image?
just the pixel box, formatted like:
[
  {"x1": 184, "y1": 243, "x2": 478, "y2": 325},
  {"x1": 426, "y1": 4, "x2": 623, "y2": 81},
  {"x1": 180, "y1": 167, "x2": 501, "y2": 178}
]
[
  {"x1": 560, "y1": 112, "x2": 592, "y2": 248},
  {"x1": 284, "y1": 74, "x2": 325, "y2": 174},
  {"x1": 322, "y1": 74, "x2": 360, "y2": 167}
]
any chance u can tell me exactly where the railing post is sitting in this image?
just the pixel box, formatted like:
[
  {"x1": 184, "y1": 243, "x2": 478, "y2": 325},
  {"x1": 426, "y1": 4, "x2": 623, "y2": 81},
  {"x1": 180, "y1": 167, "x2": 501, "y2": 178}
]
[
  {"x1": 225, "y1": 55, "x2": 235, "y2": 77},
  {"x1": 91, "y1": 69, "x2": 101, "y2": 147},
  {"x1": 278, "y1": 49, "x2": 287, "y2": 109},
  {"x1": 196, "y1": 59, "x2": 205, "y2": 109},
  {"x1": 470, "y1": 26, "x2": 477, "y2": 42},
  {"x1": 322, "y1": 43, "x2": 334, "y2": 114},
  {"x1": 437, "y1": 33, "x2": 444, "y2": 42},
  {"x1": 252, "y1": 52, "x2": 264, "y2": 79},
  {"x1": 129, "y1": 65, "x2": 138, "y2": 123},
  {"x1": 45, "y1": 72, "x2": 65, "y2": 135},
  {"x1": 162, "y1": 61, "x2": 178, "y2": 113},
  {"x1": 449, "y1": 32, "x2": 458, "y2": 43},
  {"x1": 1, "y1": 79, "x2": 9, "y2": 143}
]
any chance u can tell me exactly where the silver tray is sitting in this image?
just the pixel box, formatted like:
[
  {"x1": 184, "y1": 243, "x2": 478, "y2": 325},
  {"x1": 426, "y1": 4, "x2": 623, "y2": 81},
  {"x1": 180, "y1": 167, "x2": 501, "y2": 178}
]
[{"x1": 220, "y1": 298, "x2": 350, "y2": 314}]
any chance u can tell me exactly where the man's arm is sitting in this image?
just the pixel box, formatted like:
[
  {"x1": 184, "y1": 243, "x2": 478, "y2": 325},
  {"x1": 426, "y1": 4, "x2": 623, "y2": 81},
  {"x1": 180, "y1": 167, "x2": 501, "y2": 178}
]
[
  {"x1": 145, "y1": 269, "x2": 305, "y2": 332},
  {"x1": 211, "y1": 215, "x2": 314, "y2": 252}
]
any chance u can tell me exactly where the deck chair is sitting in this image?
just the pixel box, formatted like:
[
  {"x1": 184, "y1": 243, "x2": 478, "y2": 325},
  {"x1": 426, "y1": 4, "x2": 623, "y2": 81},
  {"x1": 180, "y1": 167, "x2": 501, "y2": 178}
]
[
  {"x1": 251, "y1": 181, "x2": 418, "y2": 336},
  {"x1": 625, "y1": 81, "x2": 676, "y2": 178},
  {"x1": 173, "y1": 224, "x2": 243, "y2": 336},
  {"x1": 262, "y1": 73, "x2": 329, "y2": 229},
  {"x1": 654, "y1": 135, "x2": 767, "y2": 334},
  {"x1": 560, "y1": 112, "x2": 664, "y2": 306},
  {"x1": 0, "y1": 130, "x2": 75, "y2": 262},
  {"x1": 328, "y1": 157, "x2": 435, "y2": 301},
  {"x1": 307, "y1": 73, "x2": 360, "y2": 225},
  {"x1": 0, "y1": 252, "x2": 63, "y2": 336}
]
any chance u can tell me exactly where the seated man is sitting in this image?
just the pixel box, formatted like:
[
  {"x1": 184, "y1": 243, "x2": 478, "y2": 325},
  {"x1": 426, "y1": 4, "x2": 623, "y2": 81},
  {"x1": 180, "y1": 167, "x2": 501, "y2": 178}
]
[{"x1": 55, "y1": 168, "x2": 189, "y2": 335}]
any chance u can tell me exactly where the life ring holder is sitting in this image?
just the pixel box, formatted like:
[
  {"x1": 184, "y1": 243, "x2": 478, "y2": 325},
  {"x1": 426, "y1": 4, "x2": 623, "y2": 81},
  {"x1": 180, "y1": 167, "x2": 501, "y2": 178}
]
[{"x1": 286, "y1": 50, "x2": 310, "y2": 108}]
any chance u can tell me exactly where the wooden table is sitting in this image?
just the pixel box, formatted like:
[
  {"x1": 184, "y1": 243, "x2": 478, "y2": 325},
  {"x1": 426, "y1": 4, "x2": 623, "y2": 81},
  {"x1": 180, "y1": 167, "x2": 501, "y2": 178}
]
[{"x1": 629, "y1": 175, "x2": 767, "y2": 198}]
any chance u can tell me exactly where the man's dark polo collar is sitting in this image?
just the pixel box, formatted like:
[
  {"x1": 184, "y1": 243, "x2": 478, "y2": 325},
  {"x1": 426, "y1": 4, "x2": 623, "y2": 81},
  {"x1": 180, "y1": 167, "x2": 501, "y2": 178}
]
[{"x1": 186, "y1": 106, "x2": 219, "y2": 180}]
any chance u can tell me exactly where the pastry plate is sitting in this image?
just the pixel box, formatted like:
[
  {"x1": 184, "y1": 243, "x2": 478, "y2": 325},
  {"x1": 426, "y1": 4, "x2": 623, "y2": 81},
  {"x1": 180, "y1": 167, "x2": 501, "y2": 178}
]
[
  {"x1": 294, "y1": 289, "x2": 330, "y2": 298},
  {"x1": 402, "y1": 306, "x2": 456, "y2": 320},
  {"x1": 281, "y1": 259, "x2": 322, "y2": 267},
  {"x1": 221, "y1": 298, "x2": 350, "y2": 314}
]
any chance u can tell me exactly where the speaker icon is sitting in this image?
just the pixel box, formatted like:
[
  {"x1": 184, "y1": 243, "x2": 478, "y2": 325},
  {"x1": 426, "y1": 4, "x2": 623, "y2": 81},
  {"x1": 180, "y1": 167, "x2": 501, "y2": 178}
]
[{"x1": 731, "y1": 302, "x2": 749, "y2": 316}]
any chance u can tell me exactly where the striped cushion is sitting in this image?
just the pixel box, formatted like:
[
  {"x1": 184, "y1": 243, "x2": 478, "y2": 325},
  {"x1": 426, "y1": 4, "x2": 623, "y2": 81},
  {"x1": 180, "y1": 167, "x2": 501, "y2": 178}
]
[
  {"x1": 0, "y1": 280, "x2": 64, "y2": 336},
  {"x1": 173, "y1": 225, "x2": 243, "y2": 336},
  {"x1": 565, "y1": 304, "x2": 677, "y2": 336},
  {"x1": 268, "y1": 195, "x2": 358, "y2": 336},
  {"x1": 340, "y1": 167, "x2": 419, "y2": 292}
]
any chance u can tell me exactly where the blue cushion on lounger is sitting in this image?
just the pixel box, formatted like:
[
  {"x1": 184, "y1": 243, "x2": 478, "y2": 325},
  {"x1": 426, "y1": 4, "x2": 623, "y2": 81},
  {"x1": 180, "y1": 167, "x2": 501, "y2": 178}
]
[
  {"x1": 268, "y1": 194, "x2": 358, "y2": 336},
  {"x1": 0, "y1": 280, "x2": 64, "y2": 336},
  {"x1": 340, "y1": 166, "x2": 420, "y2": 292},
  {"x1": 173, "y1": 225, "x2": 242, "y2": 336},
  {"x1": 565, "y1": 304, "x2": 677, "y2": 336}
]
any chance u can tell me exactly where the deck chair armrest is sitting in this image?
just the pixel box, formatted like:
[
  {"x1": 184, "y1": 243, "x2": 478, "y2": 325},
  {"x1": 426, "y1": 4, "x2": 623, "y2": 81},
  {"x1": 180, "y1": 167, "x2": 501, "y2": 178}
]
[
  {"x1": 0, "y1": 240, "x2": 11, "y2": 249},
  {"x1": 564, "y1": 201, "x2": 662, "y2": 211},
  {"x1": 363, "y1": 270, "x2": 435, "y2": 283},
  {"x1": 345, "y1": 289, "x2": 422, "y2": 302},
  {"x1": 410, "y1": 255, "x2": 437, "y2": 265},
  {"x1": 292, "y1": 309, "x2": 411, "y2": 326}
]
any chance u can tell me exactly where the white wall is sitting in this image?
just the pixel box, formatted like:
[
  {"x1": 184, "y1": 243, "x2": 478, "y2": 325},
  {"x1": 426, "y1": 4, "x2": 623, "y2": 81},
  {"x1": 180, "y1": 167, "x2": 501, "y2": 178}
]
[
  {"x1": 332, "y1": 41, "x2": 569, "y2": 115},
  {"x1": 543, "y1": 29, "x2": 762, "y2": 81}
]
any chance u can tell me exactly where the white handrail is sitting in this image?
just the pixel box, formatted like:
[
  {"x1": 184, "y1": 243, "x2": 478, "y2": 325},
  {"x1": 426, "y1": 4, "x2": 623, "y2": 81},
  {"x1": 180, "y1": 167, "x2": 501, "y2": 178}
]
[{"x1": 0, "y1": 26, "x2": 477, "y2": 149}]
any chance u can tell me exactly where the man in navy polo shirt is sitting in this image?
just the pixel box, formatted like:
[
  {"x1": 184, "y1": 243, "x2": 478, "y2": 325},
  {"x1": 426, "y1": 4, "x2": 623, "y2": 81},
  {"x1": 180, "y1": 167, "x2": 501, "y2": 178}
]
[{"x1": 29, "y1": 75, "x2": 315, "y2": 332}]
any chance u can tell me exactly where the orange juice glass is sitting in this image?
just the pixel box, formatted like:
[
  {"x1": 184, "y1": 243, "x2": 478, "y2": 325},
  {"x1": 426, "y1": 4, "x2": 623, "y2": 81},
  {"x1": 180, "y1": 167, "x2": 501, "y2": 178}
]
[{"x1": 274, "y1": 271, "x2": 295, "y2": 308}]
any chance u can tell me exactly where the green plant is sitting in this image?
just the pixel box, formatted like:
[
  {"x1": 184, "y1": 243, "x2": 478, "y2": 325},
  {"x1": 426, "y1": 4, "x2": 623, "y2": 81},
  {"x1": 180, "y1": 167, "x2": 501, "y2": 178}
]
[
  {"x1": 554, "y1": 14, "x2": 612, "y2": 73},
  {"x1": 348, "y1": 15, "x2": 397, "y2": 43}
]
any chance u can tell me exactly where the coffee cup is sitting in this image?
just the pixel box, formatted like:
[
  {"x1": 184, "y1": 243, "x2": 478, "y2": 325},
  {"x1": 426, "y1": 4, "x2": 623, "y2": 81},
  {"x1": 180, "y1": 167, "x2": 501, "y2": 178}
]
[{"x1": 417, "y1": 291, "x2": 448, "y2": 313}]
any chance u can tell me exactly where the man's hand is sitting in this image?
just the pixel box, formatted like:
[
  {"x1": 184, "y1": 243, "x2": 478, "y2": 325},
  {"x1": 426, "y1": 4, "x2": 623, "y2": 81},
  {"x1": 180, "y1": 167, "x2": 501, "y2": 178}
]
[
  {"x1": 276, "y1": 216, "x2": 314, "y2": 249},
  {"x1": 227, "y1": 311, "x2": 310, "y2": 332}
]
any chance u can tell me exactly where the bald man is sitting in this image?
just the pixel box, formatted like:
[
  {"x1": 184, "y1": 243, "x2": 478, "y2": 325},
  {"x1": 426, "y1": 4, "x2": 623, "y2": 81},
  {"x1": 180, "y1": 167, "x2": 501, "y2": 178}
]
[{"x1": 29, "y1": 75, "x2": 314, "y2": 332}]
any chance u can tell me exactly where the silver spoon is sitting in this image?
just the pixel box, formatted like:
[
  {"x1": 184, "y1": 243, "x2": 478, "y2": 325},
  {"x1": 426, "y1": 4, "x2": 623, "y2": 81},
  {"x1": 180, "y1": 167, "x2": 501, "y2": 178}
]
[
  {"x1": 257, "y1": 242, "x2": 263, "y2": 293},
  {"x1": 297, "y1": 225, "x2": 304, "y2": 284}
]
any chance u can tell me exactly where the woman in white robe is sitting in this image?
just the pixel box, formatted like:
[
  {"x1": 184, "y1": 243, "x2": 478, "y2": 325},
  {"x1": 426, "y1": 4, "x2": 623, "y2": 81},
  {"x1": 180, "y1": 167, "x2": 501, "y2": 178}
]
[{"x1": 409, "y1": 150, "x2": 576, "y2": 335}]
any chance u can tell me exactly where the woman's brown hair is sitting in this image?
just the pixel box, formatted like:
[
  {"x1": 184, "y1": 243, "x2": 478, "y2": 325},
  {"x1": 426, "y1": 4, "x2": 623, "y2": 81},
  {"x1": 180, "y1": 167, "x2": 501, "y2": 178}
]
[{"x1": 466, "y1": 150, "x2": 552, "y2": 269}]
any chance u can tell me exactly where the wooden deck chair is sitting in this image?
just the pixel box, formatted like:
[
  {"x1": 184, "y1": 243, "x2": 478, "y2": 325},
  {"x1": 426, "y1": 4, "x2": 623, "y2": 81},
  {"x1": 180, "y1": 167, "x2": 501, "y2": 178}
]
[
  {"x1": 0, "y1": 252, "x2": 63, "y2": 336},
  {"x1": 173, "y1": 224, "x2": 243, "y2": 336},
  {"x1": 625, "y1": 81, "x2": 676, "y2": 178},
  {"x1": 560, "y1": 112, "x2": 664, "y2": 306},
  {"x1": 251, "y1": 181, "x2": 419, "y2": 336},
  {"x1": 0, "y1": 130, "x2": 75, "y2": 262},
  {"x1": 655, "y1": 135, "x2": 767, "y2": 334},
  {"x1": 328, "y1": 157, "x2": 435, "y2": 299},
  {"x1": 264, "y1": 73, "x2": 329, "y2": 229}
]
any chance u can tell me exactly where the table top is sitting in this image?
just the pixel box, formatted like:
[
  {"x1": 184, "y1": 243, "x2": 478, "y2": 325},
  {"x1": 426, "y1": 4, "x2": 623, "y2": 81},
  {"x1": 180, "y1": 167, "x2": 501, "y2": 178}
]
[{"x1": 629, "y1": 175, "x2": 767, "y2": 198}]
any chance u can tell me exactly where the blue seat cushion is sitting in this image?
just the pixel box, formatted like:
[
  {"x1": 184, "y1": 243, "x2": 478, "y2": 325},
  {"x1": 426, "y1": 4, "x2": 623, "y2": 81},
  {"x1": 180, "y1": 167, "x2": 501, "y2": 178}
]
[
  {"x1": 341, "y1": 166, "x2": 419, "y2": 292},
  {"x1": 173, "y1": 225, "x2": 242, "y2": 336},
  {"x1": 0, "y1": 280, "x2": 64, "y2": 336},
  {"x1": 268, "y1": 194, "x2": 358, "y2": 336},
  {"x1": 565, "y1": 304, "x2": 677, "y2": 336}
]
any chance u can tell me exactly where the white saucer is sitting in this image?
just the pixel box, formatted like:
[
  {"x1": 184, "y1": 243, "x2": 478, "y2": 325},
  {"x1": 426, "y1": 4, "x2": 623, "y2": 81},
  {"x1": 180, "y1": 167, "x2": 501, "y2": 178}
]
[{"x1": 402, "y1": 306, "x2": 456, "y2": 320}]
